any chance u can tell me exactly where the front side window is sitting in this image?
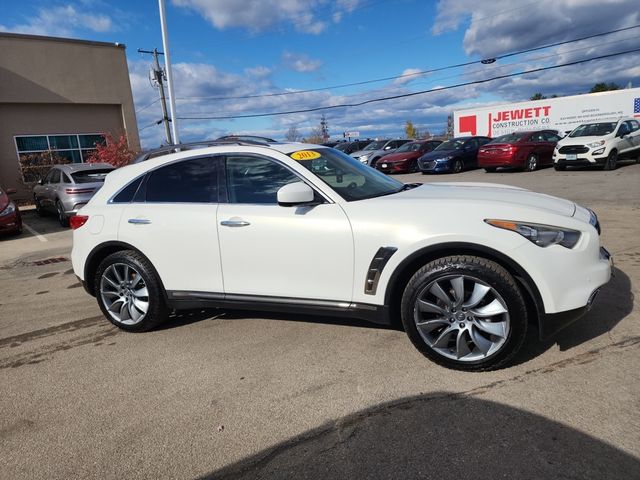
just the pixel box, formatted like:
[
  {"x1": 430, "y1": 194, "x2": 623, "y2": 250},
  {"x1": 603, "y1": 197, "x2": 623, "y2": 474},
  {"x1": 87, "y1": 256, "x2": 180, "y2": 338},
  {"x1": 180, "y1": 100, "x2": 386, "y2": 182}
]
[
  {"x1": 226, "y1": 156, "x2": 299, "y2": 204},
  {"x1": 292, "y1": 148, "x2": 404, "y2": 202},
  {"x1": 628, "y1": 120, "x2": 640, "y2": 132},
  {"x1": 146, "y1": 156, "x2": 218, "y2": 203}
]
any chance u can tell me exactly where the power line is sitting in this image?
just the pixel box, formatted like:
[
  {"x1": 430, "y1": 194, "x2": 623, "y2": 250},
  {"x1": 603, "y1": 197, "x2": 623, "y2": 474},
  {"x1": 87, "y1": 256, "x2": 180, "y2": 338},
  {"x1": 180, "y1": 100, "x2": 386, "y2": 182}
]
[
  {"x1": 175, "y1": 23, "x2": 640, "y2": 103},
  {"x1": 177, "y1": 47, "x2": 640, "y2": 120},
  {"x1": 136, "y1": 98, "x2": 161, "y2": 114}
]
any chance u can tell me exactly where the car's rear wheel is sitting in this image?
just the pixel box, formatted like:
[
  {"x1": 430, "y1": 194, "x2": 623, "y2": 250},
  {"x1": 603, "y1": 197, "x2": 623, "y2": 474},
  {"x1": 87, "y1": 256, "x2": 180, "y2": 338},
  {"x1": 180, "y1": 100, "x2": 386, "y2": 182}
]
[
  {"x1": 603, "y1": 150, "x2": 617, "y2": 171},
  {"x1": 452, "y1": 159, "x2": 464, "y2": 174},
  {"x1": 95, "y1": 250, "x2": 168, "y2": 332},
  {"x1": 484, "y1": 167, "x2": 497, "y2": 173},
  {"x1": 400, "y1": 256, "x2": 527, "y2": 371},
  {"x1": 524, "y1": 154, "x2": 538, "y2": 172},
  {"x1": 55, "y1": 200, "x2": 69, "y2": 227}
]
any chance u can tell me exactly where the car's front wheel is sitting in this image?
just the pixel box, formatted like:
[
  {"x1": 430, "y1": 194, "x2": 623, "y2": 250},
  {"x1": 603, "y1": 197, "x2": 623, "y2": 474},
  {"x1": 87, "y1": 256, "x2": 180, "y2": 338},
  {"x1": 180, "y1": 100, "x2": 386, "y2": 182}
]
[
  {"x1": 452, "y1": 159, "x2": 464, "y2": 173},
  {"x1": 400, "y1": 256, "x2": 527, "y2": 371},
  {"x1": 603, "y1": 150, "x2": 617, "y2": 171},
  {"x1": 95, "y1": 250, "x2": 169, "y2": 332}
]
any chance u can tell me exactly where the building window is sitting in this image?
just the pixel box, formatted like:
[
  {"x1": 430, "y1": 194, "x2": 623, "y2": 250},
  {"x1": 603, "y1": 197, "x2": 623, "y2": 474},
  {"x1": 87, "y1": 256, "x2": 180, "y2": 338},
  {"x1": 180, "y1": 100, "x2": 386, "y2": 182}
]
[{"x1": 15, "y1": 133, "x2": 106, "y2": 182}]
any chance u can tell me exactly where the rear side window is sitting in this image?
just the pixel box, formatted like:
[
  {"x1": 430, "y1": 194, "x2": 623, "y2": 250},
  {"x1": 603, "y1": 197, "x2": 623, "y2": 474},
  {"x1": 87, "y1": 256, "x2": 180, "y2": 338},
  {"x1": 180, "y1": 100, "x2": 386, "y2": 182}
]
[{"x1": 146, "y1": 156, "x2": 218, "y2": 203}]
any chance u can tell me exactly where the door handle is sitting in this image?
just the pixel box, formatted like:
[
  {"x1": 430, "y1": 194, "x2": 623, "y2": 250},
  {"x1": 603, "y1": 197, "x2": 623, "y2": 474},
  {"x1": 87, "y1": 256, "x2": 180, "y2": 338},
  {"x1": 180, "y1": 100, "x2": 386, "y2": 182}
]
[
  {"x1": 220, "y1": 219, "x2": 250, "y2": 227},
  {"x1": 128, "y1": 218, "x2": 151, "y2": 225}
]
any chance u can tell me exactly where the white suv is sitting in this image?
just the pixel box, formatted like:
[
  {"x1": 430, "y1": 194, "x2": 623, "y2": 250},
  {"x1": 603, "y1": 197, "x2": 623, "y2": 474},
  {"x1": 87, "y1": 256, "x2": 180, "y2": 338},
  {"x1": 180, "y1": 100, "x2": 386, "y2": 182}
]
[
  {"x1": 553, "y1": 117, "x2": 640, "y2": 170},
  {"x1": 71, "y1": 140, "x2": 612, "y2": 371}
]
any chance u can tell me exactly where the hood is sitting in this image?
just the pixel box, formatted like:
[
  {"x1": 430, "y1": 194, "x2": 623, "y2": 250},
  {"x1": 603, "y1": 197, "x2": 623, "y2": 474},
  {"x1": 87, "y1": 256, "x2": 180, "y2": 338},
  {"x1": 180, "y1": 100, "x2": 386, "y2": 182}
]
[
  {"x1": 0, "y1": 191, "x2": 8, "y2": 212},
  {"x1": 381, "y1": 151, "x2": 421, "y2": 162},
  {"x1": 350, "y1": 149, "x2": 371, "y2": 158},
  {"x1": 394, "y1": 182, "x2": 576, "y2": 217},
  {"x1": 420, "y1": 149, "x2": 459, "y2": 160},
  {"x1": 558, "y1": 134, "x2": 612, "y2": 145}
]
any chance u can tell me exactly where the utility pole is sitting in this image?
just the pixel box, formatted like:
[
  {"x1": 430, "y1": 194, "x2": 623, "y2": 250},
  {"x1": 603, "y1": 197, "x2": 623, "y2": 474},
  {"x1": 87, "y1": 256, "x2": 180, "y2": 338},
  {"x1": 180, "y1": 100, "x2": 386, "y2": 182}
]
[
  {"x1": 158, "y1": 0, "x2": 180, "y2": 144},
  {"x1": 138, "y1": 48, "x2": 172, "y2": 144}
]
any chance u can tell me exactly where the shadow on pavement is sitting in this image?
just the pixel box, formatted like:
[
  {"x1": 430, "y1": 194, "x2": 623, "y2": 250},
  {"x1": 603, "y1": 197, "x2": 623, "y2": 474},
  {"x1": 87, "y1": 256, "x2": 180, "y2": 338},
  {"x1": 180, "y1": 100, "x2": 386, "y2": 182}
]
[{"x1": 200, "y1": 391, "x2": 640, "y2": 479}]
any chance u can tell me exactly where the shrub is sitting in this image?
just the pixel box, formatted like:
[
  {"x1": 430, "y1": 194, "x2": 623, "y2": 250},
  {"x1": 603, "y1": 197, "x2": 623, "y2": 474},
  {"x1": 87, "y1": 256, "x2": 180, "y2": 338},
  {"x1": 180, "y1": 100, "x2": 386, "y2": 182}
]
[{"x1": 86, "y1": 133, "x2": 137, "y2": 168}]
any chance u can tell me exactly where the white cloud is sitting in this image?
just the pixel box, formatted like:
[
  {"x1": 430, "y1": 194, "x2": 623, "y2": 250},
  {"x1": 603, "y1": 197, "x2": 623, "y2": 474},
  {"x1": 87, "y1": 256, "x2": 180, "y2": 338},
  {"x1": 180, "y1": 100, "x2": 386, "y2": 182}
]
[
  {"x1": 0, "y1": 4, "x2": 114, "y2": 37},
  {"x1": 245, "y1": 66, "x2": 272, "y2": 78},
  {"x1": 393, "y1": 68, "x2": 424, "y2": 85},
  {"x1": 171, "y1": 0, "x2": 362, "y2": 34},
  {"x1": 282, "y1": 51, "x2": 322, "y2": 72}
]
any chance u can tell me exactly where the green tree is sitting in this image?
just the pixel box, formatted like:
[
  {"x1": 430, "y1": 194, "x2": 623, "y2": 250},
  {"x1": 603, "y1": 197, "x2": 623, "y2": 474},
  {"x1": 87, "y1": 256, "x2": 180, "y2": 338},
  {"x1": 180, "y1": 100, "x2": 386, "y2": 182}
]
[
  {"x1": 589, "y1": 82, "x2": 620, "y2": 93},
  {"x1": 405, "y1": 120, "x2": 418, "y2": 139},
  {"x1": 530, "y1": 93, "x2": 547, "y2": 101}
]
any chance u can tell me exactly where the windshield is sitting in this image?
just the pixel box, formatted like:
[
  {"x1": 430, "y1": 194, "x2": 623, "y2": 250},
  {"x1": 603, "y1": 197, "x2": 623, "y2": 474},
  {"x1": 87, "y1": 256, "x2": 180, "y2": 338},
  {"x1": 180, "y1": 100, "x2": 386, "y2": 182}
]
[
  {"x1": 363, "y1": 141, "x2": 385, "y2": 151},
  {"x1": 569, "y1": 123, "x2": 617, "y2": 137},
  {"x1": 71, "y1": 169, "x2": 113, "y2": 184},
  {"x1": 395, "y1": 142, "x2": 423, "y2": 153},
  {"x1": 435, "y1": 139, "x2": 465, "y2": 151},
  {"x1": 292, "y1": 148, "x2": 404, "y2": 201},
  {"x1": 488, "y1": 132, "x2": 528, "y2": 144}
]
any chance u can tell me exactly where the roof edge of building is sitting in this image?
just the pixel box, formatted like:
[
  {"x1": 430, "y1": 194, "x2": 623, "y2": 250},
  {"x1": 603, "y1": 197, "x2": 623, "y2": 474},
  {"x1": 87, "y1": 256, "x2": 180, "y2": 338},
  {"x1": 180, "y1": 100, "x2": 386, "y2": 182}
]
[{"x1": 0, "y1": 31, "x2": 126, "y2": 49}]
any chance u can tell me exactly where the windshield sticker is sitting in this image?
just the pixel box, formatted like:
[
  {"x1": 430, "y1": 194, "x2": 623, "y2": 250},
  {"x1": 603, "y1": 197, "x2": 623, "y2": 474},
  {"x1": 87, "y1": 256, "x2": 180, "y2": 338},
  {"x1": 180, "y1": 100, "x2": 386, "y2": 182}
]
[{"x1": 290, "y1": 150, "x2": 321, "y2": 161}]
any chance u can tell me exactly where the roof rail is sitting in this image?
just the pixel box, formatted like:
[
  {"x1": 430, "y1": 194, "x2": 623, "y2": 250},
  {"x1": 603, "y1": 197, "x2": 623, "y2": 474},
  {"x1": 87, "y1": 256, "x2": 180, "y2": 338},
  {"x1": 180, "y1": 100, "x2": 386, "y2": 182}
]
[{"x1": 133, "y1": 137, "x2": 274, "y2": 163}]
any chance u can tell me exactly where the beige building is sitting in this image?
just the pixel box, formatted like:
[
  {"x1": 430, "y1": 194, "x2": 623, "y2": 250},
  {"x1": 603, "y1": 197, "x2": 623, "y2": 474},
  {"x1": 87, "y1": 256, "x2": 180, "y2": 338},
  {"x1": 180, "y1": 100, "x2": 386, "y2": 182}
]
[{"x1": 0, "y1": 32, "x2": 140, "y2": 201}]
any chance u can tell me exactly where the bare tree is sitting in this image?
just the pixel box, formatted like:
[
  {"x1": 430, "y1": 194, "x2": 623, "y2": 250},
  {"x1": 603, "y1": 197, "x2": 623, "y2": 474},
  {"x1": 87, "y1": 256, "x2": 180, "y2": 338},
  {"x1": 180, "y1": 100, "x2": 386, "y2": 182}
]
[
  {"x1": 303, "y1": 126, "x2": 325, "y2": 144},
  {"x1": 285, "y1": 126, "x2": 302, "y2": 142}
]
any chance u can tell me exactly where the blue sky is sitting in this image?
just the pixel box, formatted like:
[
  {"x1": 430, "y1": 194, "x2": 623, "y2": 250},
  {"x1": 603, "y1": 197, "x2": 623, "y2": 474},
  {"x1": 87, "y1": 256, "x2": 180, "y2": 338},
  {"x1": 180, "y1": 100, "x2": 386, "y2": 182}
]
[{"x1": 2, "y1": 0, "x2": 639, "y2": 147}]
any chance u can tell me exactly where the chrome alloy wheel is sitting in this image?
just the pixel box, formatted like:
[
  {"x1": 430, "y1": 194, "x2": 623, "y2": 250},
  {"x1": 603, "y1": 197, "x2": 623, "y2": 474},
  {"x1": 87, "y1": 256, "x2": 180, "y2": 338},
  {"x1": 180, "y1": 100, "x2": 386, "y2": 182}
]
[
  {"x1": 100, "y1": 263, "x2": 149, "y2": 325},
  {"x1": 413, "y1": 274, "x2": 510, "y2": 361}
]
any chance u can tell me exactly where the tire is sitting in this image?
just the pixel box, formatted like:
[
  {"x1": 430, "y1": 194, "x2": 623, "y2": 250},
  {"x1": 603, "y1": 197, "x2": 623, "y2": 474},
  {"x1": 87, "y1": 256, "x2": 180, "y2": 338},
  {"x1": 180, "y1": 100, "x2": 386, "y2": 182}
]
[
  {"x1": 34, "y1": 196, "x2": 45, "y2": 216},
  {"x1": 554, "y1": 164, "x2": 565, "y2": 171},
  {"x1": 95, "y1": 250, "x2": 169, "y2": 332},
  {"x1": 603, "y1": 150, "x2": 617, "y2": 171},
  {"x1": 55, "y1": 200, "x2": 69, "y2": 227},
  {"x1": 524, "y1": 154, "x2": 538, "y2": 172},
  {"x1": 484, "y1": 167, "x2": 497, "y2": 173},
  {"x1": 400, "y1": 255, "x2": 527, "y2": 371},
  {"x1": 452, "y1": 159, "x2": 464, "y2": 174},
  {"x1": 410, "y1": 160, "x2": 419, "y2": 173}
]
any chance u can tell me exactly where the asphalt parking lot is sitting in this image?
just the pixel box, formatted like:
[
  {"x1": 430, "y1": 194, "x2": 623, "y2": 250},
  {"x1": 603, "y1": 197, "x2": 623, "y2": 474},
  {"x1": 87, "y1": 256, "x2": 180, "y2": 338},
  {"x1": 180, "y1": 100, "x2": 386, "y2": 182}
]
[{"x1": 1, "y1": 164, "x2": 639, "y2": 479}]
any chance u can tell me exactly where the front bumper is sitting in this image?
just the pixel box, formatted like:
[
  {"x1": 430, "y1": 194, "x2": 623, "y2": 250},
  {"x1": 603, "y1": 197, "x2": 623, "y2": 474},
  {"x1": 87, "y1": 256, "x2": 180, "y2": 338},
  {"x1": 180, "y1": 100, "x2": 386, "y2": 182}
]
[
  {"x1": 553, "y1": 147, "x2": 607, "y2": 167},
  {"x1": 419, "y1": 159, "x2": 452, "y2": 173},
  {"x1": 377, "y1": 161, "x2": 410, "y2": 173}
]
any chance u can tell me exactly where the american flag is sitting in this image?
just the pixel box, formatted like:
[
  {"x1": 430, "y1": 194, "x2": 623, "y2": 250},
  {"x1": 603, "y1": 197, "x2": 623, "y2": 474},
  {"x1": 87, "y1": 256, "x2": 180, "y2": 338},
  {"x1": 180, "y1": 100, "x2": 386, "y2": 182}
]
[{"x1": 635, "y1": 97, "x2": 640, "y2": 117}]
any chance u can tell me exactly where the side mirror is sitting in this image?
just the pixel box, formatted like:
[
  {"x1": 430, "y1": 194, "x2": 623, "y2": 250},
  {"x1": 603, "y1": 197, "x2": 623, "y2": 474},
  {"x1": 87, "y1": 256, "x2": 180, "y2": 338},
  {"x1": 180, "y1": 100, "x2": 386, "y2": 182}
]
[
  {"x1": 277, "y1": 182, "x2": 315, "y2": 207},
  {"x1": 6, "y1": 188, "x2": 17, "y2": 195}
]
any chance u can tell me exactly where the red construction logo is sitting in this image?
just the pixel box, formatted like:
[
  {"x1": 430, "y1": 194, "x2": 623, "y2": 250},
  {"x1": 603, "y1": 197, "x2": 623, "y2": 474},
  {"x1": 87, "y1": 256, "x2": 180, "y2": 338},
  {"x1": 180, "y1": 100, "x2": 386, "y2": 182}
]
[{"x1": 459, "y1": 115, "x2": 477, "y2": 135}]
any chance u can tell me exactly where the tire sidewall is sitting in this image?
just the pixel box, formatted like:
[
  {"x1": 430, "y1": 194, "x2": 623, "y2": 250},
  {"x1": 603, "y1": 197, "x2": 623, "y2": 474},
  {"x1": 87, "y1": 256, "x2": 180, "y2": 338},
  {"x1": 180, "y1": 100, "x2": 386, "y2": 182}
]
[
  {"x1": 400, "y1": 257, "x2": 527, "y2": 371},
  {"x1": 526, "y1": 154, "x2": 537, "y2": 171},
  {"x1": 95, "y1": 251, "x2": 167, "y2": 332}
]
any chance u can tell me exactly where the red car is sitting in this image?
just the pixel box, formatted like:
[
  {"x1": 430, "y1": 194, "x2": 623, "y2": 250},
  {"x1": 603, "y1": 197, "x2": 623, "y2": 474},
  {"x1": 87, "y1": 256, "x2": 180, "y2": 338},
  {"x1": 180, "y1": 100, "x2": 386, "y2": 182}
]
[
  {"x1": 0, "y1": 186, "x2": 22, "y2": 235},
  {"x1": 376, "y1": 140, "x2": 442, "y2": 173},
  {"x1": 478, "y1": 130, "x2": 562, "y2": 172}
]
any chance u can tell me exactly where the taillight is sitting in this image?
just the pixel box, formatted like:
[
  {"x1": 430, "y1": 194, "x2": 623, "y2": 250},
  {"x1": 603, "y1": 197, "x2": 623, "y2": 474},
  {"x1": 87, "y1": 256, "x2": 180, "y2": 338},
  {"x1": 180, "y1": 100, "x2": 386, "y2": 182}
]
[
  {"x1": 65, "y1": 188, "x2": 94, "y2": 194},
  {"x1": 70, "y1": 215, "x2": 89, "y2": 230}
]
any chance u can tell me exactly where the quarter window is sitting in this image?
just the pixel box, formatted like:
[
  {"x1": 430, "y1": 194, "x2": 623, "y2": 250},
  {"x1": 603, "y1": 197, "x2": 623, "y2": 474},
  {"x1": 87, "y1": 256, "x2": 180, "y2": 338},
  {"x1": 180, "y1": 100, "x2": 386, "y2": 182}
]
[
  {"x1": 225, "y1": 156, "x2": 299, "y2": 204},
  {"x1": 146, "y1": 157, "x2": 219, "y2": 203}
]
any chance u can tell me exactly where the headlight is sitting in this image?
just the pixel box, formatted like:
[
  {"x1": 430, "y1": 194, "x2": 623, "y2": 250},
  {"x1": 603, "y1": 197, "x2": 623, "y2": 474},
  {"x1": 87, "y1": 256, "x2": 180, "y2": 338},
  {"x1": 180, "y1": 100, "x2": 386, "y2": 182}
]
[
  {"x1": 485, "y1": 219, "x2": 581, "y2": 248},
  {"x1": 0, "y1": 202, "x2": 16, "y2": 217},
  {"x1": 359, "y1": 154, "x2": 370, "y2": 161},
  {"x1": 592, "y1": 148, "x2": 605, "y2": 155},
  {"x1": 436, "y1": 155, "x2": 453, "y2": 162},
  {"x1": 587, "y1": 140, "x2": 605, "y2": 148}
]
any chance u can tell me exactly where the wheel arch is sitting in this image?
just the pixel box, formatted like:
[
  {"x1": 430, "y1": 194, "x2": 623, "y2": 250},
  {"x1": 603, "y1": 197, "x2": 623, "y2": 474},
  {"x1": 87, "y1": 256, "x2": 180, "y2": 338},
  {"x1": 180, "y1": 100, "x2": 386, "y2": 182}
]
[
  {"x1": 383, "y1": 242, "x2": 544, "y2": 331},
  {"x1": 84, "y1": 241, "x2": 162, "y2": 297}
]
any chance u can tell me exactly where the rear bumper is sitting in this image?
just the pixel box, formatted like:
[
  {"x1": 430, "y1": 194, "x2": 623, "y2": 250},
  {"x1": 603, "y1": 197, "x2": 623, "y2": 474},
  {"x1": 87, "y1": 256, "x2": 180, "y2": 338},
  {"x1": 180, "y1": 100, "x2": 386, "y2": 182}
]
[{"x1": 478, "y1": 154, "x2": 520, "y2": 168}]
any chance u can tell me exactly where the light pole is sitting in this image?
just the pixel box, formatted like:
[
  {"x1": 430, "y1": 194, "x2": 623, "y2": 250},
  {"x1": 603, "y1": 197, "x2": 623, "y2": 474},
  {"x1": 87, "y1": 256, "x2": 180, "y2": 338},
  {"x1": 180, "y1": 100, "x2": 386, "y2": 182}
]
[{"x1": 158, "y1": 0, "x2": 180, "y2": 144}]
